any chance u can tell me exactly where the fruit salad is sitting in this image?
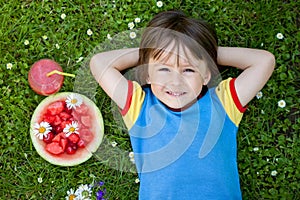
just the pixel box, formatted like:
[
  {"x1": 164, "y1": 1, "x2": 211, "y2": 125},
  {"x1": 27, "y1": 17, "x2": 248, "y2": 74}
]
[{"x1": 30, "y1": 92, "x2": 103, "y2": 166}]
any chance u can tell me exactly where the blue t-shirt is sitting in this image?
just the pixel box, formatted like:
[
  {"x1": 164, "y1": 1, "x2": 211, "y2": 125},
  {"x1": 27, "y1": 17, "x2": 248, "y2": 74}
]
[{"x1": 121, "y1": 78, "x2": 246, "y2": 200}]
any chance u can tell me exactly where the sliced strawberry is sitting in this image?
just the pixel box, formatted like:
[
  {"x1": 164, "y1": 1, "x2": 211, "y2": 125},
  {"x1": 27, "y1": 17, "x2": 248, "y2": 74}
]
[
  {"x1": 77, "y1": 139, "x2": 85, "y2": 148},
  {"x1": 79, "y1": 129, "x2": 93, "y2": 143},
  {"x1": 74, "y1": 104, "x2": 88, "y2": 114},
  {"x1": 47, "y1": 101, "x2": 65, "y2": 115},
  {"x1": 59, "y1": 112, "x2": 72, "y2": 121},
  {"x1": 43, "y1": 132, "x2": 54, "y2": 144},
  {"x1": 68, "y1": 133, "x2": 80, "y2": 144},
  {"x1": 60, "y1": 138, "x2": 68, "y2": 151},
  {"x1": 45, "y1": 142, "x2": 64, "y2": 155},
  {"x1": 80, "y1": 116, "x2": 91, "y2": 127}
]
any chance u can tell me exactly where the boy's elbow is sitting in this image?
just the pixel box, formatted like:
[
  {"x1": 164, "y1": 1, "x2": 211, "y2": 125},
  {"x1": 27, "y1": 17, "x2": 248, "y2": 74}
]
[
  {"x1": 89, "y1": 55, "x2": 97, "y2": 73},
  {"x1": 89, "y1": 54, "x2": 101, "y2": 78},
  {"x1": 263, "y1": 50, "x2": 276, "y2": 72}
]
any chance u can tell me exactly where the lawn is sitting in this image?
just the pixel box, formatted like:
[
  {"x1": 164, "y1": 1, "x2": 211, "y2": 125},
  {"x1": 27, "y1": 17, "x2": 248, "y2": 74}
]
[{"x1": 0, "y1": 0, "x2": 299, "y2": 199}]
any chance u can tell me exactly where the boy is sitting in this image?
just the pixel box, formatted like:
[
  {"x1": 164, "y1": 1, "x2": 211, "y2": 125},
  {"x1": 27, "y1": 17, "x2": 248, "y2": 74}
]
[{"x1": 90, "y1": 11, "x2": 275, "y2": 199}]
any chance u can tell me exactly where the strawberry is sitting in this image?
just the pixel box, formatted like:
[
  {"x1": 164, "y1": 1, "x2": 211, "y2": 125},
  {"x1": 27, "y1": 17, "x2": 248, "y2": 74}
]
[
  {"x1": 43, "y1": 132, "x2": 54, "y2": 144},
  {"x1": 45, "y1": 142, "x2": 64, "y2": 155},
  {"x1": 80, "y1": 116, "x2": 91, "y2": 127},
  {"x1": 47, "y1": 101, "x2": 65, "y2": 115},
  {"x1": 68, "y1": 133, "x2": 80, "y2": 144}
]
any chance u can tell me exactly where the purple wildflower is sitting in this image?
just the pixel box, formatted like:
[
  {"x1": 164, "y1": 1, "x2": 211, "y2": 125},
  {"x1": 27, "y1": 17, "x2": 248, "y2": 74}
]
[{"x1": 96, "y1": 188, "x2": 106, "y2": 200}]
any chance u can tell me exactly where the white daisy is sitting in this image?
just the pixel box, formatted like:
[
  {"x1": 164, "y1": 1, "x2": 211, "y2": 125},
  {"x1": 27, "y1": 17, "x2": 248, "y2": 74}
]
[
  {"x1": 128, "y1": 151, "x2": 134, "y2": 158},
  {"x1": 256, "y1": 91, "x2": 263, "y2": 99},
  {"x1": 42, "y1": 35, "x2": 48, "y2": 40},
  {"x1": 156, "y1": 1, "x2": 163, "y2": 8},
  {"x1": 128, "y1": 22, "x2": 134, "y2": 30},
  {"x1": 253, "y1": 147, "x2": 259, "y2": 152},
  {"x1": 278, "y1": 100, "x2": 286, "y2": 108},
  {"x1": 107, "y1": 33, "x2": 112, "y2": 40},
  {"x1": 276, "y1": 33, "x2": 284, "y2": 40},
  {"x1": 61, "y1": 13, "x2": 66, "y2": 20},
  {"x1": 6, "y1": 63, "x2": 13, "y2": 70},
  {"x1": 135, "y1": 178, "x2": 140, "y2": 183},
  {"x1": 75, "y1": 184, "x2": 92, "y2": 200},
  {"x1": 63, "y1": 121, "x2": 79, "y2": 137},
  {"x1": 65, "y1": 94, "x2": 83, "y2": 109},
  {"x1": 87, "y1": 29, "x2": 93, "y2": 36},
  {"x1": 76, "y1": 57, "x2": 84, "y2": 63},
  {"x1": 33, "y1": 121, "x2": 52, "y2": 140},
  {"x1": 65, "y1": 188, "x2": 77, "y2": 200},
  {"x1": 134, "y1": 17, "x2": 141, "y2": 23},
  {"x1": 129, "y1": 32, "x2": 136, "y2": 39},
  {"x1": 129, "y1": 151, "x2": 135, "y2": 163},
  {"x1": 38, "y1": 176, "x2": 43, "y2": 183},
  {"x1": 24, "y1": 40, "x2": 29, "y2": 45},
  {"x1": 55, "y1": 43, "x2": 60, "y2": 49},
  {"x1": 271, "y1": 170, "x2": 278, "y2": 176},
  {"x1": 111, "y1": 141, "x2": 118, "y2": 147}
]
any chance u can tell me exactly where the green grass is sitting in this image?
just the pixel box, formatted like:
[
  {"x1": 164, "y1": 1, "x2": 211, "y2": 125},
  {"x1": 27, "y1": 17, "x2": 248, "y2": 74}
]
[{"x1": 1, "y1": 0, "x2": 299, "y2": 199}]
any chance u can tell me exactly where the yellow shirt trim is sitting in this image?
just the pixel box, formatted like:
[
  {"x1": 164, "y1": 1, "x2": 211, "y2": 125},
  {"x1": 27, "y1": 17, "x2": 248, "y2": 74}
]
[
  {"x1": 123, "y1": 81, "x2": 145, "y2": 130},
  {"x1": 215, "y1": 78, "x2": 244, "y2": 126}
]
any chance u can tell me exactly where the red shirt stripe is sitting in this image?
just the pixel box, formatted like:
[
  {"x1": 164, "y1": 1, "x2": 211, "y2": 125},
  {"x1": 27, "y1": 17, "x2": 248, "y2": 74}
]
[
  {"x1": 120, "y1": 80, "x2": 133, "y2": 116},
  {"x1": 229, "y1": 78, "x2": 247, "y2": 113}
]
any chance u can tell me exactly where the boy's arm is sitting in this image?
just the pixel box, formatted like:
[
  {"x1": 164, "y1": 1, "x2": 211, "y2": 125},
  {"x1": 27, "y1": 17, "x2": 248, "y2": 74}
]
[
  {"x1": 90, "y1": 48, "x2": 139, "y2": 109},
  {"x1": 217, "y1": 47, "x2": 275, "y2": 107}
]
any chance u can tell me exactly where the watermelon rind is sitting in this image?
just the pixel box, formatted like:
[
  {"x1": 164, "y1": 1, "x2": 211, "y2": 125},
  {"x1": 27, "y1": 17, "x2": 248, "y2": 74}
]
[{"x1": 30, "y1": 92, "x2": 104, "y2": 166}]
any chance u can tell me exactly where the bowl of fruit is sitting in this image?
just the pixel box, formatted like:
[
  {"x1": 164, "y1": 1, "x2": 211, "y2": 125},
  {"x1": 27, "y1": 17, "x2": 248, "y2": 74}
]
[{"x1": 30, "y1": 92, "x2": 104, "y2": 166}]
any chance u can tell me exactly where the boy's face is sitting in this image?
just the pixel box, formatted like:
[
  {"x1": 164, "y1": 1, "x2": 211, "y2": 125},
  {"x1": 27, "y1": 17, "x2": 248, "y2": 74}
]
[{"x1": 147, "y1": 49, "x2": 211, "y2": 110}]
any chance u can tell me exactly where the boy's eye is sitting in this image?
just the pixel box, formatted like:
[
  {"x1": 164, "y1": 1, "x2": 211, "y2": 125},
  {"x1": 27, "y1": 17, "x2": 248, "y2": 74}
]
[
  {"x1": 183, "y1": 68, "x2": 195, "y2": 73},
  {"x1": 158, "y1": 68, "x2": 170, "y2": 72}
]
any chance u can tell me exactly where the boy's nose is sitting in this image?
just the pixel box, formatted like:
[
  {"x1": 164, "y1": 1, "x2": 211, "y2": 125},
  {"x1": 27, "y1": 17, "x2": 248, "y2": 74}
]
[{"x1": 169, "y1": 71, "x2": 183, "y2": 86}]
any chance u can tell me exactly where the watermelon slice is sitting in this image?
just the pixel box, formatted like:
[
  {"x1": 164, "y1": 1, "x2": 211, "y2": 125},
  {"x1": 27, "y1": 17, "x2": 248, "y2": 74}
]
[
  {"x1": 30, "y1": 92, "x2": 104, "y2": 166},
  {"x1": 28, "y1": 59, "x2": 64, "y2": 96}
]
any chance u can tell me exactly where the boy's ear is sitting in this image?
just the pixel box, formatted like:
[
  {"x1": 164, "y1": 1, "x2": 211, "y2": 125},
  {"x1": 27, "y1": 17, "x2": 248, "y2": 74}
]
[{"x1": 203, "y1": 71, "x2": 211, "y2": 86}]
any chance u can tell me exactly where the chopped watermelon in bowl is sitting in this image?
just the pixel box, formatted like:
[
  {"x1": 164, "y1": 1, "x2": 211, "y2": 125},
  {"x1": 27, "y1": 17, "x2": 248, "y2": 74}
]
[{"x1": 30, "y1": 92, "x2": 104, "y2": 166}]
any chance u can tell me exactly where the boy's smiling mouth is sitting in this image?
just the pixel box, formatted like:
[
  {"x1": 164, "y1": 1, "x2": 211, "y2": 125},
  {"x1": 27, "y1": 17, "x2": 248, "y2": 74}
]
[{"x1": 166, "y1": 91, "x2": 187, "y2": 97}]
